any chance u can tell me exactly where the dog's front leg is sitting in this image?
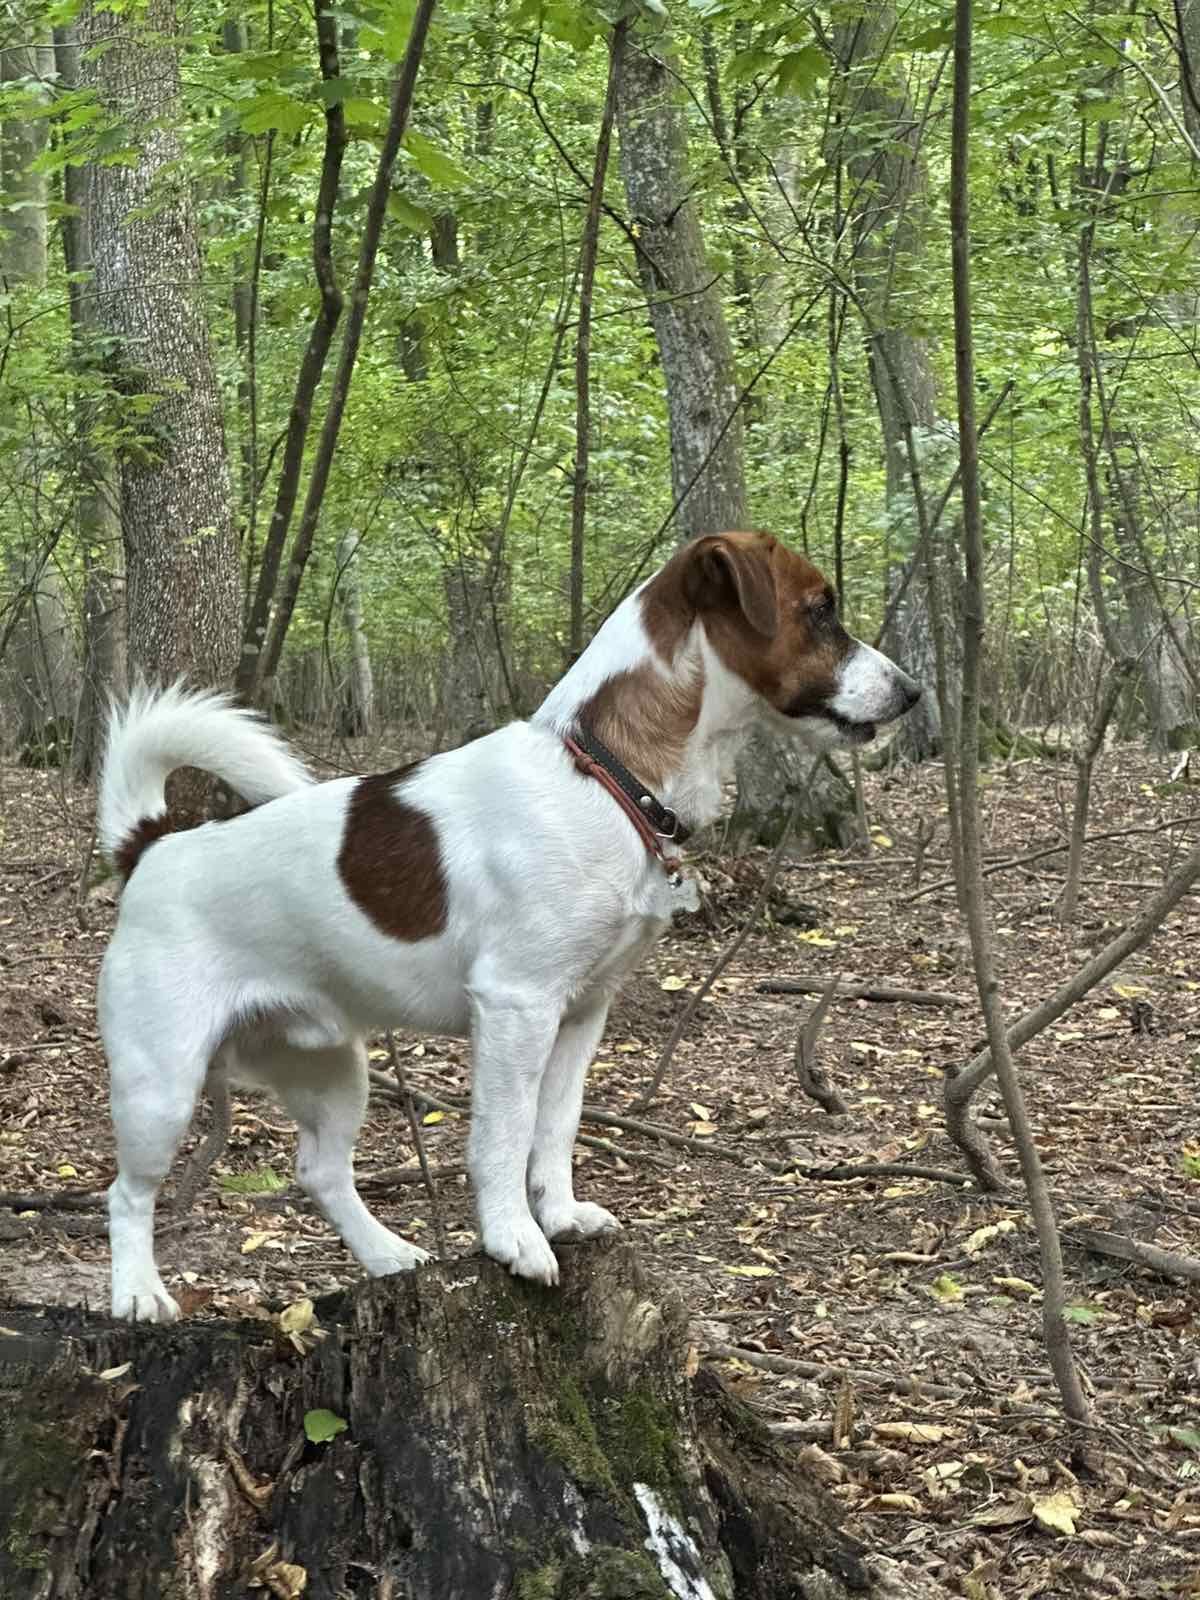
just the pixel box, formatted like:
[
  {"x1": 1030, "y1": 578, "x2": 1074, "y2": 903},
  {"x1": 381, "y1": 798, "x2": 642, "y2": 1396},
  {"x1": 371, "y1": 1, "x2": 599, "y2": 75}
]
[
  {"x1": 468, "y1": 988, "x2": 561, "y2": 1285},
  {"x1": 527, "y1": 1000, "x2": 620, "y2": 1243}
]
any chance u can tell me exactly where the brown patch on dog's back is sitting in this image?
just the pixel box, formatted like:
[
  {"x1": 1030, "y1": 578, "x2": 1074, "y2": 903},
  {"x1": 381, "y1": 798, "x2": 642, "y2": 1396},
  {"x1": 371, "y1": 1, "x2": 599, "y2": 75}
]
[
  {"x1": 337, "y1": 766, "x2": 447, "y2": 942},
  {"x1": 114, "y1": 814, "x2": 177, "y2": 880}
]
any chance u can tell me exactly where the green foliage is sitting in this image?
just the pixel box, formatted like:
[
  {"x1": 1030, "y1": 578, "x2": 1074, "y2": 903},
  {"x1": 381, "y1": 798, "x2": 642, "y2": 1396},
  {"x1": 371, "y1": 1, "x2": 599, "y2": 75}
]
[
  {"x1": 0, "y1": 0, "x2": 1196, "y2": 728},
  {"x1": 216, "y1": 1166, "x2": 288, "y2": 1194},
  {"x1": 303, "y1": 1408, "x2": 349, "y2": 1443}
]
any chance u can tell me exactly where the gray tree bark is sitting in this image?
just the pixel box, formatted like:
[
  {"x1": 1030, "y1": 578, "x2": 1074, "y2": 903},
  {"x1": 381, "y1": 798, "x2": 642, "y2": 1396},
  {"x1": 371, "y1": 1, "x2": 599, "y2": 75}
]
[
  {"x1": 832, "y1": 4, "x2": 954, "y2": 761},
  {"x1": 336, "y1": 533, "x2": 374, "y2": 736},
  {"x1": 616, "y1": 30, "x2": 747, "y2": 540},
  {"x1": 78, "y1": 0, "x2": 241, "y2": 700},
  {"x1": 55, "y1": 24, "x2": 126, "y2": 781},
  {"x1": 1, "y1": 31, "x2": 81, "y2": 763}
]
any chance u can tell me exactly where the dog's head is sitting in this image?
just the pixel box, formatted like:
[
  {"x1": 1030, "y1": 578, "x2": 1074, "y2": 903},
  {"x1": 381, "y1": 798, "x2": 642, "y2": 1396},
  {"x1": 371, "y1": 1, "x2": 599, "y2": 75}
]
[{"x1": 675, "y1": 531, "x2": 920, "y2": 749}]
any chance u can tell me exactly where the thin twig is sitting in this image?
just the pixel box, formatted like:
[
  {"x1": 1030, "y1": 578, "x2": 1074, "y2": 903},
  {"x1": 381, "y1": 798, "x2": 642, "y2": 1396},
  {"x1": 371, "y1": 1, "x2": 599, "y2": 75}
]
[
  {"x1": 759, "y1": 979, "x2": 964, "y2": 1007},
  {"x1": 388, "y1": 1032, "x2": 447, "y2": 1259},
  {"x1": 792, "y1": 979, "x2": 847, "y2": 1115}
]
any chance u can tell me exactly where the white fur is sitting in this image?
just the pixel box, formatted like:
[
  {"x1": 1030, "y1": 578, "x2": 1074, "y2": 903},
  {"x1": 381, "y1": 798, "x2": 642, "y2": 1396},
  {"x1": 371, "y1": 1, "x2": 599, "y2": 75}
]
[
  {"x1": 97, "y1": 578, "x2": 916, "y2": 1321},
  {"x1": 98, "y1": 681, "x2": 311, "y2": 860}
]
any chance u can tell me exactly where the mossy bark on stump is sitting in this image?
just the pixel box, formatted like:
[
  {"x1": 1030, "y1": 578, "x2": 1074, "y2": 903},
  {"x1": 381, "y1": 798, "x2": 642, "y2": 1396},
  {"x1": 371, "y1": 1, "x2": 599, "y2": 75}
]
[{"x1": 0, "y1": 1240, "x2": 946, "y2": 1599}]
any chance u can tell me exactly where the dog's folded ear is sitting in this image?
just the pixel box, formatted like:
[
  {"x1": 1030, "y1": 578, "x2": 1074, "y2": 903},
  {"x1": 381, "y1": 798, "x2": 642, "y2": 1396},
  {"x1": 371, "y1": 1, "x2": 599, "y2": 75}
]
[{"x1": 684, "y1": 534, "x2": 779, "y2": 638}]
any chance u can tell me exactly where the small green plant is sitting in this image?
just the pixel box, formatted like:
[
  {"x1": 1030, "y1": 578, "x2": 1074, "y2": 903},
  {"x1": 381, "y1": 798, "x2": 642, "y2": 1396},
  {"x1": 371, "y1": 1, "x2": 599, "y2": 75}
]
[{"x1": 303, "y1": 1409, "x2": 348, "y2": 1444}]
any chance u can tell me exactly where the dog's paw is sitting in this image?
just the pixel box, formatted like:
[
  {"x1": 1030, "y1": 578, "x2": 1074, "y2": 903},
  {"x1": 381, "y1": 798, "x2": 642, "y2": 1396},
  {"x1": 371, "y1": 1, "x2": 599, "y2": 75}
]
[
  {"x1": 482, "y1": 1217, "x2": 560, "y2": 1286},
  {"x1": 537, "y1": 1200, "x2": 622, "y2": 1242},
  {"x1": 112, "y1": 1280, "x2": 181, "y2": 1323},
  {"x1": 367, "y1": 1238, "x2": 432, "y2": 1276}
]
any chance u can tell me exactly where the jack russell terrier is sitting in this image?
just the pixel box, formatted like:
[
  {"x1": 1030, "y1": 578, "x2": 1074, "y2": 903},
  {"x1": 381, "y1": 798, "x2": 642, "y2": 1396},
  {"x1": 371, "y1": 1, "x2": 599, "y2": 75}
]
[{"x1": 97, "y1": 531, "x2": 919, "y2": 1319}]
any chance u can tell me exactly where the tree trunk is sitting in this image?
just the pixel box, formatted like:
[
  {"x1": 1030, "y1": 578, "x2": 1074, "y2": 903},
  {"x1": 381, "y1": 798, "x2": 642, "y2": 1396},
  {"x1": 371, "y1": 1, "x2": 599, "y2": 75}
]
[
  {"x1": 78, "y1": 0, "x2": 241, "y2": 697},
  {"x1": 0, "y1": 1241, "x2": 945, "y2": 1600},
  {"x1": 55, "y1": 23, "x2": 127, "y2": 782},
  {"x1": 615, "y1": 30, "x2": 748, "y2": 540},
  {"x1": 441, "y1": 554, "x2": 510, "y2": 743},
  {"x1": 832, "y1": 5, "x2": 954, "y2": 762},
  {"x1": 336, "y1": 533, "x2": 374, "y2": 737},
  {"x1": 1, "y1": 35, "x2": 81, "y2": 765},
  {"x1": 0, "y1": 37, "x2": 54, "y2": 287}
]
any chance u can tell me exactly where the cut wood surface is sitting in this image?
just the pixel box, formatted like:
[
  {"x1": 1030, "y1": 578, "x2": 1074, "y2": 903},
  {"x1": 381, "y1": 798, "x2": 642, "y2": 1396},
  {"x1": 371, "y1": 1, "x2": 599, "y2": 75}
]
[{"x1": 0, "y1": 1239, "x2": 947, "y2": 1600}]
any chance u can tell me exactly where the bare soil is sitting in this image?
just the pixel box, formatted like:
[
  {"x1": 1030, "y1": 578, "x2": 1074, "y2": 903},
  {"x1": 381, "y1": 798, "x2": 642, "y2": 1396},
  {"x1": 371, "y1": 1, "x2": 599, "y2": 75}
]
[{"x1": 2, "y1": 743, "x2": 1198, "y2": 1599}]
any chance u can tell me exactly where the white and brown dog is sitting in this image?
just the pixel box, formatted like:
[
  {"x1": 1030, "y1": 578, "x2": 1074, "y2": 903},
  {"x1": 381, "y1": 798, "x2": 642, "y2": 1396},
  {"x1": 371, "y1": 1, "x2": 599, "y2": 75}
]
[{"x1": 97, "y1": 532, "x2": 919, "y2": 1320}]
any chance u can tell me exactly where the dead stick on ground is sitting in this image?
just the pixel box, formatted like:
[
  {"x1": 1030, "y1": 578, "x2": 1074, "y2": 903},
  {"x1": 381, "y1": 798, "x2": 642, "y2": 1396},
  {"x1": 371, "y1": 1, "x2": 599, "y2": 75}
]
[
  {"x1": 903, "y1": 811, "x2": 1200, "y2": 905},
  {"x1": 172, "y1": 1078, "x2": 232, "y2": 1212},
  {"x1": 0, "y1": 1190, "x2": 104, "y2": 1212},
  {"x1": 703, "y1": 1341, "x2": 964, "y2": 1401},
  {"x1": 388, "y1": 1033, "x2": 448, "y2": 1259},
  {"x1": 793, "y1": 979, "x2": 847, "y2": 1115},
  {"x1": 635, "y1": 793, "x2": 803, "y2": 1112},
  {"x1": 1066, "y1": 1226, "x2": 1200, "y2": 1285},
  {"x1": 759, "y1": 979, "x2": 964, "y2": 1007}
]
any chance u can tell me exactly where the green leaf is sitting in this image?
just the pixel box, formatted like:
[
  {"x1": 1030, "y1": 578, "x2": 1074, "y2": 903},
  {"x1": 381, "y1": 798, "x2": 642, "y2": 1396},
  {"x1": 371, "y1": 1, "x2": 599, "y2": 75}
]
[
  {"x1": 727, "y1": 48, "x2": 777, "y2": 83},
  {"x1": 1079, "y1": 96, "x2": 1124, "y2": 125},
  {"x1": 1168, "y1": 1426, "x2": 1200, "y2": 1452},
  {"x1": 775, "y1": 46, "x2": 825, "y2": 97},
  {"x1": 1063, "y1": 1304, "x2": 1100, "y2": 1325},
  {"x1": 304, "y1": 1409, "x2": 348, "y2": 1444},
  {"x1": 387, "y1": 191, "x2": 433, "y2": 231},
  {"x1": 343, "y1": 97, "x2": 387, "y2": 131},
  {"x1": 404, "y1": 130, "x2": 469, "y2": 189},
  {"x1": 217, "y1": 1166, "x2": 287, "y2": 1195},
  {"x1": 240, "y1": 91, "x2": 313, "y2": 137}
]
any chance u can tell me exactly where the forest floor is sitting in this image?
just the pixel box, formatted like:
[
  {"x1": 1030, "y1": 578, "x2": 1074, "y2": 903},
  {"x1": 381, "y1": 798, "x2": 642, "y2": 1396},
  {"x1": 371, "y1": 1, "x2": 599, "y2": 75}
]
[{"x1": 1, "y1": 739, "x2": 1199, "y2": 1600}]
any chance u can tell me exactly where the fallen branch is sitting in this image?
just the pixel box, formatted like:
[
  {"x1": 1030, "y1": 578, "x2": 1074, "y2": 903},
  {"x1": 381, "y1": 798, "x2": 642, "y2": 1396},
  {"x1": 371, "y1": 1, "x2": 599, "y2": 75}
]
[
  {"x1": 704, "y1": 1341, "x2": 964, "y2": 1401},
  {"x1": 790, "y1": 1162, "x2": 970, "y2": 1186},
  {"x1": 0, "y1": 1190, "x2": 103, "y2": 1212},
  {"x1": 792, "y1": 979, "x2": 848, "y2": 1114},
  {"x1": 172, "y1": 1078, "x2": 232, "y2": 1212},
  {"x1": 358, "y1": 1165, "x2": 466, "y2": 1187},
  {"x1": 759, "y1": 979, "x2": 964, "y2": 1007},
  {"x1": 389, "y1": 1031, "x2": 448, "y2": 1258},
  {"x1": 1066, "y1": 1226, "x2": 1200, "y2": 1285},
  {"x1": 903, "y1": 812, "x2": 1200, "y2": 905}
]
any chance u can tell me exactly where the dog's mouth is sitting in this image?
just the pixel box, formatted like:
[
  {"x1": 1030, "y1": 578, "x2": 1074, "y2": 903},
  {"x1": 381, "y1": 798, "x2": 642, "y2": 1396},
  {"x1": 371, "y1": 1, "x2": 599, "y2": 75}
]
[{"x1": 826, "y1": 710, "x2": 877, "y2": 744}]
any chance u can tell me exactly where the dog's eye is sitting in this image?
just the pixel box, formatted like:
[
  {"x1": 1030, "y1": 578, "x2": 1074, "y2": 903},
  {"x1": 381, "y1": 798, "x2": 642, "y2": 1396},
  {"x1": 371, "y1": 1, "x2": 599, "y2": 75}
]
[{"x1": 810, "y1": 596, "x2": 836, "y2": 624}]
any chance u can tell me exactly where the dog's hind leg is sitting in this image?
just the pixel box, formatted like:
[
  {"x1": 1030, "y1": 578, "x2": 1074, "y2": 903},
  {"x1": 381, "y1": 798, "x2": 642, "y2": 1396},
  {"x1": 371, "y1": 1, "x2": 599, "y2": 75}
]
[
  {"x1": 271, "y1": 1039, "x2": 430, "y2": 1277},
  {"x1": 527, "y1": 999, "x2": 620, "y2": 1244},
  {"x1": 107, "y1": 1035, "x2": 210, "y2": 1323}
]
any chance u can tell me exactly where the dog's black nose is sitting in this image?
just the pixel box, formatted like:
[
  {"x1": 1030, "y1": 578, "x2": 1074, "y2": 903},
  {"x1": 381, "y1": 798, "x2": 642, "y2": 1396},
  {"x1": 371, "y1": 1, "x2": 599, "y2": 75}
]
[{"x1": 902, "y1": 679, "x2": 922, "y2": 709}]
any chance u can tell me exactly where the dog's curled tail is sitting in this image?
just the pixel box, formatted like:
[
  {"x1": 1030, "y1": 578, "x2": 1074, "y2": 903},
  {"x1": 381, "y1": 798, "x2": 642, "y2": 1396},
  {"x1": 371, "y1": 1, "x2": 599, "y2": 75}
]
[{"x1": 98, "y1": 681, "x2": 312, "y2": 878}]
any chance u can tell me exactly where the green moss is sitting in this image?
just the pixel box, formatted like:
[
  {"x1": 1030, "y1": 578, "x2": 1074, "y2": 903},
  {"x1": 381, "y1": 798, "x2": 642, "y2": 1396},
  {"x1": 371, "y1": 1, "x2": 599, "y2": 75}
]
[
  {"x1": 572, "y1": 1547, "x2": 672, "y2": 1599},
  {"x1": 602, "y1": 1390, "x2": 677, "y2": 1496},
  {"x1": 0, "y1": 1409, "x2": 88, "y2": 1572},
  {"x1": 516, "y1": 1560, "x2": 565, "y2": 1600},
  {"x1": 531, "y1": 1377, "x2": 618, "y2": 1499}
]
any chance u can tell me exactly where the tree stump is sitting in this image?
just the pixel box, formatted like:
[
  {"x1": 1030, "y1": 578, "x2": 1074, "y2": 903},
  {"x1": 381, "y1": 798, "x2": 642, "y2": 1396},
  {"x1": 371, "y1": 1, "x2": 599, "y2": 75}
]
[{"x1": 0, "y1": 1240, "x2": 944, "y2": 1599}]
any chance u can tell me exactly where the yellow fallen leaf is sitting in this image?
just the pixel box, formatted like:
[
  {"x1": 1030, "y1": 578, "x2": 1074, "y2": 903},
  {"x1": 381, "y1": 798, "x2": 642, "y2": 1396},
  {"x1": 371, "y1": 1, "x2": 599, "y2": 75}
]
[
  {"x1": 99, "y1": 1361, "x2": 133, "y2": 1381},
  {"x1": 1112, "y1": 983, "x2": 1147, "y2": 999},
  {"x1": 660, "y1": 975, "x2": 688, "y2": 992},
  {"x1": 1033, "y1": 1490, "x2": 1079, "y2": 1537},
  {"x1": 795, "y1": 930, "x2": 837, "y2": 947},
  {"x1": 994, "y1": 1276, "x2": 1038, "y2": 1297},
  {"x1": 242, "y1": 1231, "x2": 271, "y2": 1254},
  {"x1": 57, "y1": 1164, "x2": 77, "y2": 1179},
  {"x1": 725, "y1": 1264, "x2": 776, "y2": 1278},
  {"x1": 279, "y1": 1298, "x2": 315, "y2": 1336},
  {"x1": 929, "y1": 1274, "x2": 964, "y2": 1302},
  {"x1": 875, "y1": 1422, "x2": 949, "y2": 1444},
  {"x1": 422, "y1": 1111, "x2": 445, "y2": 1125},
  {"x1": 1096, "y1": 1007, "x2": 1120, "y2": 1021},
  {"x1": 874, "y1": 1492, "x2": 921, "y2": 1511},
  {"x1": 871, "y1": 831, "x2": 894, "y2": 849},
  {"x1": 689, "y1": 1121, "x2": 719, "y2": 1137},
  {"x1": 964, "y1": 1219, "x2": 1016, "y2": 1255},
  {"x1": 689, "y1": 1101, "x2": 713, "y2": 1121}
]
